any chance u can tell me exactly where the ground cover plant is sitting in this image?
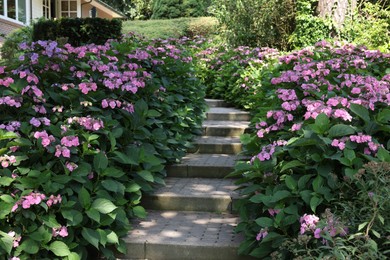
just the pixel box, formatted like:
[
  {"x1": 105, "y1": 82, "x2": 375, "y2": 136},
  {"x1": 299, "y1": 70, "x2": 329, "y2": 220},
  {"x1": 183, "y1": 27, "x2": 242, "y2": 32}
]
[
  {"x1": 0, "y1": 34, "x2": 206, "y2": 259},
  {"x1": 225, "y1": 41, "x2": 390, "y2": 258},
  {"x1": 195, "y1": 42, "x2": 279, "y2": 108}
]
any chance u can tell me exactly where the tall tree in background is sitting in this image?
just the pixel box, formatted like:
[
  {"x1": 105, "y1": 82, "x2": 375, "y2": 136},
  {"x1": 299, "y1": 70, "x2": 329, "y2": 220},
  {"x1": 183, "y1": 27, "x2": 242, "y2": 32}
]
[{"x1": 317, "y1": 0, "x2": 357, "y2": 28}]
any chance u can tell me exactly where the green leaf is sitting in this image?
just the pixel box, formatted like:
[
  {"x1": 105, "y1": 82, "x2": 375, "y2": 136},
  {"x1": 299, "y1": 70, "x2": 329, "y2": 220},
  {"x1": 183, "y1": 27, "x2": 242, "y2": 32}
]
[
  {"x1": 255, "y1": 217, "x2": 273, "y2": 228},
  {"x1": 312, "y1": 175, "x2": 324, "y2": 192},
  {"x1": 67, "y1": 252, "x2": 81, "y2": 260},
  {"x1": 42, "y1": 214, "x2": 61, "y2": 228},
  {"x1": 147, "y1": 109, "x2": 161, "y2": 117},
  {"x1": 271, "y1": 190, "x2": 291, "y2": 203},
  {"x1": 49, "y1": 241, "x2": 71, "y2": 257},
  {"x1": 101, "y1": 179, "x2": 125, "y2": 194},
  {"x1": 343, "y1": 148, "x2": 356, "y2": 162},
  {"x1": 350, "y1": 103, "x2": 370, "y2": 123},
  {"x1": 94, "y1": 152, "x2": 108, "y2": 172},
  {"x1": 86, "y1": 208, "x2": 100, "y2": 223},
  {"x1": 285, "y1": 175, "x2": 297, "y2": 191},
  {"x1": 0, "y1": 231, "x2": 13, "y2": 254},
  {"x1": 377, "y1": 147, "x2": 390, "y2": 162},
  {"x1": 21, "y1": 239, "x2": 39, "y2": 254},
  {"x1": 82, "y1": 228, "x2": 100, "y2": 249},
  {"x1": 102, "y1": 167, "x2": 126, "y2": 178},
  {"x1": 310, "y1": 195, "x2": 323, "y2": 212},
  {"x1": 132, "y1": 206, "x2": 147, "y2": 218},
  {"x1": 78, "y1": 187, "x2": 91, "y2": 209},
  {"x1": 92, "y1": 198, "x2": 117, "y2": 214},
  {"x1": 313, "y1": 113, "x2": 330, "y2": 133},
  {"x1": 328, "y1": 124, "x2": 355, "y2": 138},
  {"x1": 298, "y1": 175, "x2": 312, "y2": 190},
  {"x1": 0, "y1": 177, "x2": 14, "y2": 186},
  {"x1": 0, "y1": 130, "x2": 18, "y2": 140},
  {"x1": 376, "y1": 109, "x2": 390, "y2": 123},
  {"x1": 125, "y1": 182, "x2": 141, "y2": 193},
  {"x1": 371, "y1": 229, "x2": 381, "y2": 238},
  {"x1": 281, "y1": 160, "x2": 305, "y2": 172},
  {"x1": 358, "y1": 222, "x2": 368, "y2": 231},
  {"x1": 62, "y1": 210, "x2": 83, "y2": 226},
  {"x1": 106, "y1": 231, "x2": 119, "y2": 244},
  {"x1": 250, "y1": 243, "x2": 273, "y2": 258},
  {"x1": 137, "y1": 170, "x2": 154, "y2": 182},
  {"x1": 112, "y1": 151, "x2": 138, "y2": 165}
]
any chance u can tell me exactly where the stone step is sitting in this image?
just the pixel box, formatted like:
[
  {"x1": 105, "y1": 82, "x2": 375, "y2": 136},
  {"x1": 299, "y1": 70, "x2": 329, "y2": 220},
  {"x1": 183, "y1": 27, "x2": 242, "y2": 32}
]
[
  {"x1": 166, "y1": 154, "x2": 246, "y2": 178},
  {"x1": 142, "y1": 177, "x2": 239, "y2": 212},
  {"x1": 207, "y1": 107, "x2": 251, "y2": 121},
  {"x1": 188, "y1": 136, "x2": 242, "y2": 154},
  {"x1": 205, "y1": 98, "x2": 232, "y2": 108},
  {"x1": 123, "y1": 210, "x2": 254, "y2": 260},
  {"x1": 203, "y1": 120, "x2": 250, "y2": 137}
]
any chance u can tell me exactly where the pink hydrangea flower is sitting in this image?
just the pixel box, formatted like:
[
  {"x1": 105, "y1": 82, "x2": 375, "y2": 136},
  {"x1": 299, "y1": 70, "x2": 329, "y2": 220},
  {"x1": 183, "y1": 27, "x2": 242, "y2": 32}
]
[{"x1": 52, "y1": 226, "x2": 68, "y2": 238}]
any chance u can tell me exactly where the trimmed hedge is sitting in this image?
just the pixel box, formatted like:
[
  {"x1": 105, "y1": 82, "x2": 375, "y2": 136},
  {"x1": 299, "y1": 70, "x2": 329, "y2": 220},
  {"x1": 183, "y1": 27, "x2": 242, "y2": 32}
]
[{"x1": 32, "y1": 18, "x2": 122, "y2": 46}]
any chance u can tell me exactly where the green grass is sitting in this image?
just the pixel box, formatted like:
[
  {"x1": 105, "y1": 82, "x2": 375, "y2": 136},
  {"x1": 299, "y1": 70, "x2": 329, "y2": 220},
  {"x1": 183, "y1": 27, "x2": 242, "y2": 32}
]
[{"x1": 122, "y1": 17, "x2": 218, "y2": 39}]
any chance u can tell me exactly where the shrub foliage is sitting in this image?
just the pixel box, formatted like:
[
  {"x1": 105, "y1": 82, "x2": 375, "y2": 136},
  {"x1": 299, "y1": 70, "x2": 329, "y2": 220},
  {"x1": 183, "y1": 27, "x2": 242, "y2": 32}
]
[
  {"x1": 0, "y1": 35, "x2": 205, "y2": 259},
  {"x1": 198, "y1": 40, "x2": 390, "y2": 258},
  {"x1": 32, "y1": 18, "x2": 122, "y2": 47}
]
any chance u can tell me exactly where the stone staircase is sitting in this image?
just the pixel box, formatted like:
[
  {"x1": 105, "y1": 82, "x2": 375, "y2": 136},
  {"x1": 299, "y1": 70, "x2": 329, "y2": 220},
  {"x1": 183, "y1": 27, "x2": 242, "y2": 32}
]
[{"x1": 121, "y1": 99, "x2": 252, "y2": 260}]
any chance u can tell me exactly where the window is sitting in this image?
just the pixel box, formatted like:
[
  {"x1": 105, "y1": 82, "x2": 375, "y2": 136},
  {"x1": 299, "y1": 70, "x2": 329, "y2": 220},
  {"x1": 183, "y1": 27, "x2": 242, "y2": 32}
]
[
  {"x1": 42, "y1": 0, "x2": 50, "y2": 19},
  {"x1": 0, "y1": 0, "x2": 27, "y2": 23},
  {"x1": 60, "y1": 0, "x2": 77, "y2": 17}
]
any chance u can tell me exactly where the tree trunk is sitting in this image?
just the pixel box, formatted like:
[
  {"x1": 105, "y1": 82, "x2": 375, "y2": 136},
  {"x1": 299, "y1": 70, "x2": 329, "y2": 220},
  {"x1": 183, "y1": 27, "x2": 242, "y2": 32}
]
[{"x1": 317, "y1": 0, "x2": 357, "y2": 28}]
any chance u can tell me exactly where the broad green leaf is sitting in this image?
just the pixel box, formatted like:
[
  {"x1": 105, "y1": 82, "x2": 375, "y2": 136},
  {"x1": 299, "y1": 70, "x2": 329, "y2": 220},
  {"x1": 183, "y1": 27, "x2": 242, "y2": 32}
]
[
  {"x1": 343, "y1": 148, "x2": 356, "y2": 162},
  {"x1": 376, "y1": 109, "x2": 390, "y2": 123},
  {"x1": 49, "y1": 241, "x2": 71, "y2": 257},
  {"x1": 94, "y1": 152, "x2": 108, "y2": 172},
  {"x1": 78, "y1": 187, "x2": 91, "y2": 209},
  {"x1": 92, "y1": 198, "x2": 117, "y2": 214},
  {"x1": 137, "y1": 170, "x2": 154, "y2": 182},
  {"x1": 101, "y1": 179, "x2": 125, "y2": 194},
  {"x1": 86, "y1": 208, "x2": 100, "y2": 223},
  {"x1": 313, "y1": 113, "x2": 330, "y2": 133},
  {"x1": 298, "y1": 175, "x2": 312, "y2": 189},
  {"x1": 250, "y1": 243, "x2": 273, "y2": 258},
  {"x1": 67, "y1": 252, "x2": 81, "y2": 260},
  {"x1": 147, "y1": 109, "x2": 161, "y2": 117},
  {"x1": 371, "y1": 229, "x2": 381, "y2": 238},
  {"x1": 125, "y1": 182, "x2": 141, "y2": 193},
  {"x1": 106, "y1": 231, "x2": 119, "y2": 244},
  {"x1": 271, "y1": 190, "x2": 291, "y2": 203},
  {"x1": 285, "y1": 175, "x2": 297, "y2": 191},
  {"x1": 101, "y1": 167, "x2": 126, "y2": 178},
  {"x1": 281, "y1": 160, "x2": 304, "y2": 172},
  {"x1": 62, "y1": 210, "x2": 83, "y2": 226},
  {"x1": 0, "y1": 130, "x2": 18, "y2": 140},
  {"x1": 255, "y1": 217, "x2": 273, "y2": 227},
  {"x1": 42, "y1": 214, "x2": 61, "y2": 228},
  {"x1": 312, "y1": 175, "x2": 324, "y2": 192},
  {"x1": 112, "y1": 151, "x2": 138, "y2": 165},
  {"x1": 377, "y1": 147, "x2": 390, "y2": 162},
  {"x1": 21, "y1": 239, "x2": 39, "y2": 254},
  {"x1": 350, "y1": 103, "x2": 370, "y2": 123},
  {"x1": 0, "y1": 195, "x2": 14, "y2": 203},
  {"x1": 310, "y1": 195, "x2": 323, "y2": 212},
  {"x1": 82, "y1": 228, "x2": 100, "y2": 249},
  {"x1": 0, "y1": 177, "x2": 14, "y2": 186},
  {"x1": 132, "y1": 206, "x2": 147, "y2": 218},
  {"x1": 0, "y1": 231, "x2": 13, "y2": 254},
  {"x1": 328, "y1": 124, "x2": 355, "y2": 138}
]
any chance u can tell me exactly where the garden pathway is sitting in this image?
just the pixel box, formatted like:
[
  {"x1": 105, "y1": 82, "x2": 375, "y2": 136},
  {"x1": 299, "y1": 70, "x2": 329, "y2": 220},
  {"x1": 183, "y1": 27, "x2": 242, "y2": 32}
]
[{"x1": 121, "y1": 99, "x2": 254, "y2": 260}]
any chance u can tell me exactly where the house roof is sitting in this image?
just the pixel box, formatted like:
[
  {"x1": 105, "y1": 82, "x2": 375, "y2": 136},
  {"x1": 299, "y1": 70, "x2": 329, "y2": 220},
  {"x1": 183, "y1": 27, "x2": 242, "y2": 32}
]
[{"x1": 88, "y1": 0, "x2": 126, "y2": 19}]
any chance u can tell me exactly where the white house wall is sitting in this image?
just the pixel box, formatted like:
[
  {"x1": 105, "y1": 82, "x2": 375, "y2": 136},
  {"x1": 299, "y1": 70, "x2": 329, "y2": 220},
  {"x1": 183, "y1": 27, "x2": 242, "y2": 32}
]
[{"x1": 31, "y1": 0, "x2": 43, "y2": 20}]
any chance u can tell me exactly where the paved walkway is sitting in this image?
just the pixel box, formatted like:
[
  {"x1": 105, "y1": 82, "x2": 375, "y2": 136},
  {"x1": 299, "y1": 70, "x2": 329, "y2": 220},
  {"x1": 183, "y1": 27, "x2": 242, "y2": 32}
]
[{"x1": 122, "y1": 99, "x2": 253, "y2": 260}]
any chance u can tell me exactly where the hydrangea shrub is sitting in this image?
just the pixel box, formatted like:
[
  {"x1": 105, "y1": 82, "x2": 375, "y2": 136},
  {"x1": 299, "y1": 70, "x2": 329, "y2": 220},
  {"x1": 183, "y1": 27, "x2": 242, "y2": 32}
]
[
  {"x1": 0, "y1": 35, "x2": 205, "y2": 259},
  {"x1": 225, "y1": 41, "x2": 390, "y2": 258}
]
